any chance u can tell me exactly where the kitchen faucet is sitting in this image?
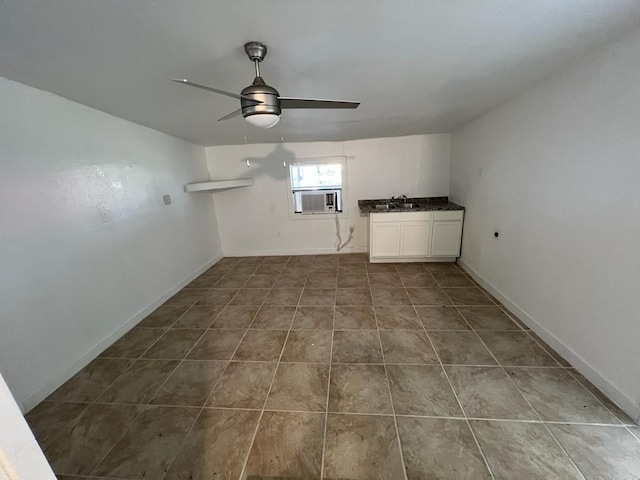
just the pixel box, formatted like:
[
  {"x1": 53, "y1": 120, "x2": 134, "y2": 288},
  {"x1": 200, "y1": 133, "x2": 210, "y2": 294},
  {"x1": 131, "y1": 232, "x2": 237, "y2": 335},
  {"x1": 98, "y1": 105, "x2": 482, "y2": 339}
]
[{"x1": 391, "y1": 195, "x2": 408, "y2": 203}]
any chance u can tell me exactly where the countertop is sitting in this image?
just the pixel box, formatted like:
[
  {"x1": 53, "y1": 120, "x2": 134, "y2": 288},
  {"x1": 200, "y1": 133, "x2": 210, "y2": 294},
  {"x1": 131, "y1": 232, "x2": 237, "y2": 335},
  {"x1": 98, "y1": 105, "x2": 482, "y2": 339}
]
[{"x1": 358, "y1": 196, "x2": 464, "y2": 214}]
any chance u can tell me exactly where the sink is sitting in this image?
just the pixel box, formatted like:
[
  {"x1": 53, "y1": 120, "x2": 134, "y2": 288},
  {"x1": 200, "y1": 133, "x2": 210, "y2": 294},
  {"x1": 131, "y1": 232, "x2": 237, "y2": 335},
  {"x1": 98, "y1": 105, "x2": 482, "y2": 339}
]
[
  {"x1": 374, "y1": 204, "x2": 394, "y2": 210},
  {"x1": 374, "y1": 203, "x2": 422, "y2": 210},
  {"x1": 398, "y1": 203, "x2": 415, "y2": 209}
]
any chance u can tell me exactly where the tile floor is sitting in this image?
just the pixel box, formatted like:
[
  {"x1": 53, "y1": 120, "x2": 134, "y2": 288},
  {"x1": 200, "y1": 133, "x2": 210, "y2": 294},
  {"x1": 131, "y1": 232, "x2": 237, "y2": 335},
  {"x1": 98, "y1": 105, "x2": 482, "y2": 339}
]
[{"x1": 26, "y1": 254, "x2": 640, "y2": 480}]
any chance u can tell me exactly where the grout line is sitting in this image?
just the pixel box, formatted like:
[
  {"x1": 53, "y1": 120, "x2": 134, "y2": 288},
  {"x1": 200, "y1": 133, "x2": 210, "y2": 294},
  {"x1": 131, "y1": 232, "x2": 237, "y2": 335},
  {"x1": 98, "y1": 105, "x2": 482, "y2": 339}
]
[
  {"x1": 467, "y1": 312, "x2": 588, "y2": 480},
  {"x1": 319, "y1": 288, "x2": 336, "y2": 480},
  {"x1": 415, "y1": 297, "x2": 496, "y2": 479},
  {"x1": 237, "y1": 267, "x2": 302, "y2": 480}
]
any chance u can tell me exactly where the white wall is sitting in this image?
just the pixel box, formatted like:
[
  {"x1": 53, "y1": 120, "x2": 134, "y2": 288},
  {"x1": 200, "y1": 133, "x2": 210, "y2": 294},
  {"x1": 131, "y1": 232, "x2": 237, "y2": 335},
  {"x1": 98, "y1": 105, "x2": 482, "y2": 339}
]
[
  {"x1": 0, "y1": 373, "x2": 56, "y2": 479},
  {"x1": 206, "y1": 134, "x2": 451, "y2": 256},
  {"x1": 0, "y1": 77, "x2": 222, "y2": 411},
  {"x1": 450, "y1": 30, "x2": 640, "y2": 421}
]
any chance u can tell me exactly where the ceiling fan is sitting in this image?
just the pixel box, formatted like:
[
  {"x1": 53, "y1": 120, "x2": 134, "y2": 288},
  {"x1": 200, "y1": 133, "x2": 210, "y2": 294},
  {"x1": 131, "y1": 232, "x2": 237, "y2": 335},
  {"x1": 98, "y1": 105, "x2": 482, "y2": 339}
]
[{"x1": 171, "y1": 41, "x2": 360, "y2": 129}]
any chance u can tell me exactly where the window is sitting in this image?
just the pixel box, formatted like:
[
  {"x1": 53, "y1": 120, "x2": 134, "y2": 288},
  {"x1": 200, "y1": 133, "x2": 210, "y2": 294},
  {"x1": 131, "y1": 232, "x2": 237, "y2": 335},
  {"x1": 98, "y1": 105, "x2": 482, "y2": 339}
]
[{"x1": 287, "y1": 157, "x2": 345, "y2": 216}]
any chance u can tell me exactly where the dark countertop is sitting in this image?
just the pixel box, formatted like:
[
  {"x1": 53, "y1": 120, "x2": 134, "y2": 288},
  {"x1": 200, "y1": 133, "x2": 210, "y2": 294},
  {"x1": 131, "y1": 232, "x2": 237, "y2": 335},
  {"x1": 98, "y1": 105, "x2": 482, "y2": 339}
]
[{"x1": 358, "y1": 196, "x2": 464, "y2": 214}]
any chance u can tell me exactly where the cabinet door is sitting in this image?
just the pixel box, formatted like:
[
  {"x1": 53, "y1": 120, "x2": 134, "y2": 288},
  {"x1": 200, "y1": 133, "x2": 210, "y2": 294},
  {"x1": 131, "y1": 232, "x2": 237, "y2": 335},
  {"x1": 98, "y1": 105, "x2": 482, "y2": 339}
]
[
  {"x1": 371, "y1": 222, "x2": 401, "y2": 257},
  {"x1": 430, "y1": 221, "x2": 463, "y2": 257},
  {"x1": 400, "y1": 221, "x2": 431, "y2": 257}
]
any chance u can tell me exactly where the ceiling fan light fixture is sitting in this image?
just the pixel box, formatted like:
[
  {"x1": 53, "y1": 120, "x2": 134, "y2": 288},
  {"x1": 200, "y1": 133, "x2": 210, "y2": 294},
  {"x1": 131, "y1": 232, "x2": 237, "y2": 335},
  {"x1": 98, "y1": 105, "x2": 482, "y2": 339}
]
[{"x1": 244, "y1": 112, "x2": 281, "y2": 129}]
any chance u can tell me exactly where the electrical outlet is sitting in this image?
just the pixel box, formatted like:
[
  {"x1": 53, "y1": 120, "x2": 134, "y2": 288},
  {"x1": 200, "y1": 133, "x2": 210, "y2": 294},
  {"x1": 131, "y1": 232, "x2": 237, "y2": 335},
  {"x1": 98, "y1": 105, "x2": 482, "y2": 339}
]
[{"x1": 162, "y1": 194, "x2": 172, "y2": 205}]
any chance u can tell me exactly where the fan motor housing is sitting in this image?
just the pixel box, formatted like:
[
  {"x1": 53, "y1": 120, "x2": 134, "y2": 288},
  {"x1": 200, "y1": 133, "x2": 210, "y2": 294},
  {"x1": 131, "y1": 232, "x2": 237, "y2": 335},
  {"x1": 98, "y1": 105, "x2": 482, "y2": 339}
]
[{"x1": 240, "y1": 77, "x2": 281, "y2": 117}]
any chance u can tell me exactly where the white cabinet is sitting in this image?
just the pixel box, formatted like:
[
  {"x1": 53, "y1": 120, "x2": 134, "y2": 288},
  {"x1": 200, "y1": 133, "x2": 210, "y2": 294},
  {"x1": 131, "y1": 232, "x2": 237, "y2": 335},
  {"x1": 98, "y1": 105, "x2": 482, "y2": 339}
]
[
  {"x1": 430, "y1": 210, "x2": 464, "y2": 257},
  {"x1": 400, "y1": 222, "x2": 431, "y2": 256},
  {"x1": 371, "y1": 222, "x2": 401, "y2": 257},
  {"x1": 369, "y1": 210, "x2": 463, "y2": 262}
]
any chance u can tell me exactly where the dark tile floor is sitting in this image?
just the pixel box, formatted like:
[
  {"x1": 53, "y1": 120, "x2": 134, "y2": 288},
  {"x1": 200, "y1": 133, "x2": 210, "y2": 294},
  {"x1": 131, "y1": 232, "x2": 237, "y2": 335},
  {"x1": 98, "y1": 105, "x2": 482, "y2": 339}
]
[{"x1": 26, "y1": 254, "x2": 640, "y2": 479}]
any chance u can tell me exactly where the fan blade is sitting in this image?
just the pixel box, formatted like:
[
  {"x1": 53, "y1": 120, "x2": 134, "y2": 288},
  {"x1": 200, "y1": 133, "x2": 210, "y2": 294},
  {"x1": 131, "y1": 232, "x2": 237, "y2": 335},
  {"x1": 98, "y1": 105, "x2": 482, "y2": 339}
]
[
  {"x1": 217, "y1": 109, "x2": 243, "y2": 121},
  {"x1": 278, "y1": 97, "x2": 360, "y2": 109},
  {"x1": 170, "y1": 79, "x2": 262, "y2": 103}
]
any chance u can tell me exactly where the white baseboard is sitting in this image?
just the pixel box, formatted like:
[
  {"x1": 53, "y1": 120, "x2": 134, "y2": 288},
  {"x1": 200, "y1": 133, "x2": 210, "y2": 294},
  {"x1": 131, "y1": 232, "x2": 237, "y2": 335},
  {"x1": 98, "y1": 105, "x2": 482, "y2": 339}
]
[
  {"x1": 21, "y1": 254, "x2": 222, "y2": 413},
  {"x1": 458, "y1": 258, "x2": 640, "y2": 424},
  {"x1": 222, "y1": 246, "x2": 368, "y2": 257}
]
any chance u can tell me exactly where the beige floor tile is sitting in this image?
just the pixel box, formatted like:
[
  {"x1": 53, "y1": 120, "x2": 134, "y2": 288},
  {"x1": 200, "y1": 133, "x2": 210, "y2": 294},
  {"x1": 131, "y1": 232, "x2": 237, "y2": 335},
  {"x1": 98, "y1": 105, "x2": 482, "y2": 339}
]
[
  {"x1": 380, "y1": 330, "x2": 439, "y2": 364},
  {"x1": 337, "y1": 273, "x2": 368, "y2": 288},
  {"x1": 48, "y1": 358, "x2": 133, "y2": 402},
  {"x1": 508, "y1": 368, "x2": 620, "y2": 423},
  {"x1": 425, "y1": 263, "x2": 462, "y2": 273},
  {"x1": 338, "y1": 263, "x2": 366, "y2": 274},
  {"x1": 196, "y1": 289, "x2": 238, "y2": 307},
  {"x1": 150, "y1": 360, "x2": 226, "y2": 406},
  {"x1": 99, "y1": 327, "x2": 165, "y2": 358},
  {"x1": 243, "y1": 411, "x2": 324, "y2": 479},
  {"x1": 334, "y1": 306, "x2": 377, "y2": 329},
  {"x1": 243, "y1": 274, "x2": 278, "y2": 288},
  {"x1": 215, "y1": 275, "x2": 250, "y2": 288},
  {"x1": 263, "y1": 255, "x2": 291, "y2": 264},
  {"x1": 165, "y1": 409, "x2": 260, "y2": 480},
  {"x1": 407, "y1": 287, "x2": 453, "y2": 306},
  {"x1": 416, "y1": 306, "x2": 470, "y2": 330},
  {"x1": 142, "y1": 329, "x2": 204, "y2": 360},
  {"x1": 446, "y1": 366, "x2": 537, "y2": 420},
  {"x1": 164, "y1": 289, "x2": 208, "y2": 307},
  {"x1": 229, "y1": 288, "x2": 270, "y2": 306},
  {"x1": 550, "y1": 424, "x2": 640, "y2": 480},
  {"x1": 265, "y1": 363, "x2": 329, "y2": 411},
  {"x1": 399, "y1": 272, "x2": 438, "y2": 287},
  {"x1": 323, "y1": 413, "x2": 405, "y2": 480},
  {"x1": 280, "y1": 330, "x2": 332, "y2": 363},
  {"x1": 255, "y1": 264, "x2": 285, "y2": 275},
  {"x1": 250, "y1": 305, "x2": 296, "y2": 329},
  {"x1": 230, "y1": 266, "x2": 259, "y2": 276},
  {"x1": 299, "y1": 288, "x2": 337, "y2": 306},
  {"x1": 338, "y1": 253, "x2": 366, "y2": 263},
  {"x1": 570, "y1": 370, "x2": 636, "y2": 424},
  {"x1": 305, "y1": 273, "x2": 337, "y2": 288},
  {"x1": 375, "y1": 306, "x2": 423, "y2": 330},
  {"x1": 387, "y1": 364, "x2": 463, "y2": 416},
  {"x1": 273, "y1": 274, "x2": 306, "y2": 288},
  {"x1": 432, "y1": 272, "x2": 476, "y2": 287},
  {"x1": 92, "y1": 406, "x2": 199, "y2": 479},
  {"x1": 187, "y1": 329, "x2": 246, "y2": 360},
  {"x1": 171, "y1": 305, "x2": 222, "y2": 328},
  {"x1": 263, "y1": 287, "x2": 302, "y2": 305},
  {"x1": 44, "y1": 404, "x2": 141, "y2": 476},
  {"x1": 233, "y1": 330, "x2": 288, "y2": 361},
  {"x1": 97, "y1": 359, "x2": 179, "y2": 404},
  {"x1": 527, "y1": 331, "x2": 572, "y2": 367},
  {"x1": 365, "y1": 262, "x2": 398, "y2": 273},
  {"x1": 138, "y1": 305, "x2": 189, "y2": 328},
  {"x1": 208, "y1": 362, "x2": 275, "y2": 409},
  {"x1": 371, "y1": 287, "x2": 413, "y2": 306},
  {"x1": 458, "y1": 306, "x2": 521, "y2": 330},
  {"x1": 429, "y1": 331, "x2": 497, "y2": 365},
  {"x1": 470, "y1": 420, "x2": 584, "y2": 480},
  {"x1": 395, "y1": 263, "x2": 428, "y2": 274},
  {"x1": 332, "y1": 330, "x2": 383, "y2": 363},
  {"x1": 282, "y1": 264, "x2": 311, "y2": 275},
  {"x1": 328, "y1": 364, "x2": 392, "y2": 414},
  {"x1": 443, "y1": 287, "x2": 494, "y2": 305},
  {"x1": 368, "y1": 272, "x2": 402, "y2": 287},
  {"x1": 211, "y1": 305, "x2": 259, "y2": 329},
  {"x1": 310, "y1": 263, "x2": 339, "y2": 274},
  {"x1": 335, "y1": 288, "x2": 372, "y2": 306},
  {"x1": 26, "y1": 401, "x2": 89, "y2": 450},
  {"x1": 292, "y1": 306, "x2": 334, "y2": 330},
  {"x1": 478, "y1": 331, "x2": 559, "y2": 366},
  {"x1": 397, "y1": 417, "x2": 491, "y2": 479}
]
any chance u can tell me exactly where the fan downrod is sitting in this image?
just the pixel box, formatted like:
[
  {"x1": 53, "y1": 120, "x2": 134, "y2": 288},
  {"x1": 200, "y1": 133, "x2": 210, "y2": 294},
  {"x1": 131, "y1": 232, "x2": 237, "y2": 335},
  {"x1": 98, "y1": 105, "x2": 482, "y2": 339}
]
[{"x1": 244, "y1": 42, "x2": 267, "y2": 63}]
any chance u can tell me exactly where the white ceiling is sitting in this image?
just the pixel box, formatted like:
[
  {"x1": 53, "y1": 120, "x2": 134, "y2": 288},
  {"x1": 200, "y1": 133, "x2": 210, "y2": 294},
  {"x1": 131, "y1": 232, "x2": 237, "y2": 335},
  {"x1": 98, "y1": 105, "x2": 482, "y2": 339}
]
[{"x1": 1, "y1": 1, "x2": 638, "y2": 146}]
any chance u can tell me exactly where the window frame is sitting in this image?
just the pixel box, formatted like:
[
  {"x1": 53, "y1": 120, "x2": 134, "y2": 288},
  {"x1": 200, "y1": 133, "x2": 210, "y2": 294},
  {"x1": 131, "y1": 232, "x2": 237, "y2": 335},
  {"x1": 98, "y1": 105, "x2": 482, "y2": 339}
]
[{"x1": 285, "y1": 156, "x2": 348, "y2": 220}]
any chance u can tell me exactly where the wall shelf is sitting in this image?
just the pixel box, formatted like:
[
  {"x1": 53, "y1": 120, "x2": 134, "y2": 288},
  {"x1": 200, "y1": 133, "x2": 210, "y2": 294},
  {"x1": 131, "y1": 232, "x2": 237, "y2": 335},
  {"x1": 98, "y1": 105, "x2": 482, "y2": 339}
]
[{"x1": 184, "y1": 178, "x2": 253, "y2": 192}]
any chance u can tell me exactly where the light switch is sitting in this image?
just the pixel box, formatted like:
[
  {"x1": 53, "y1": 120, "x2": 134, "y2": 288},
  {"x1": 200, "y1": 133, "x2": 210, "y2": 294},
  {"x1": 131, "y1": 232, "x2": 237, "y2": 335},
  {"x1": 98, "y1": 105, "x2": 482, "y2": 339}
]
[{"x1": 162, "y1": 195, "x2": 172, "y2": 205}]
